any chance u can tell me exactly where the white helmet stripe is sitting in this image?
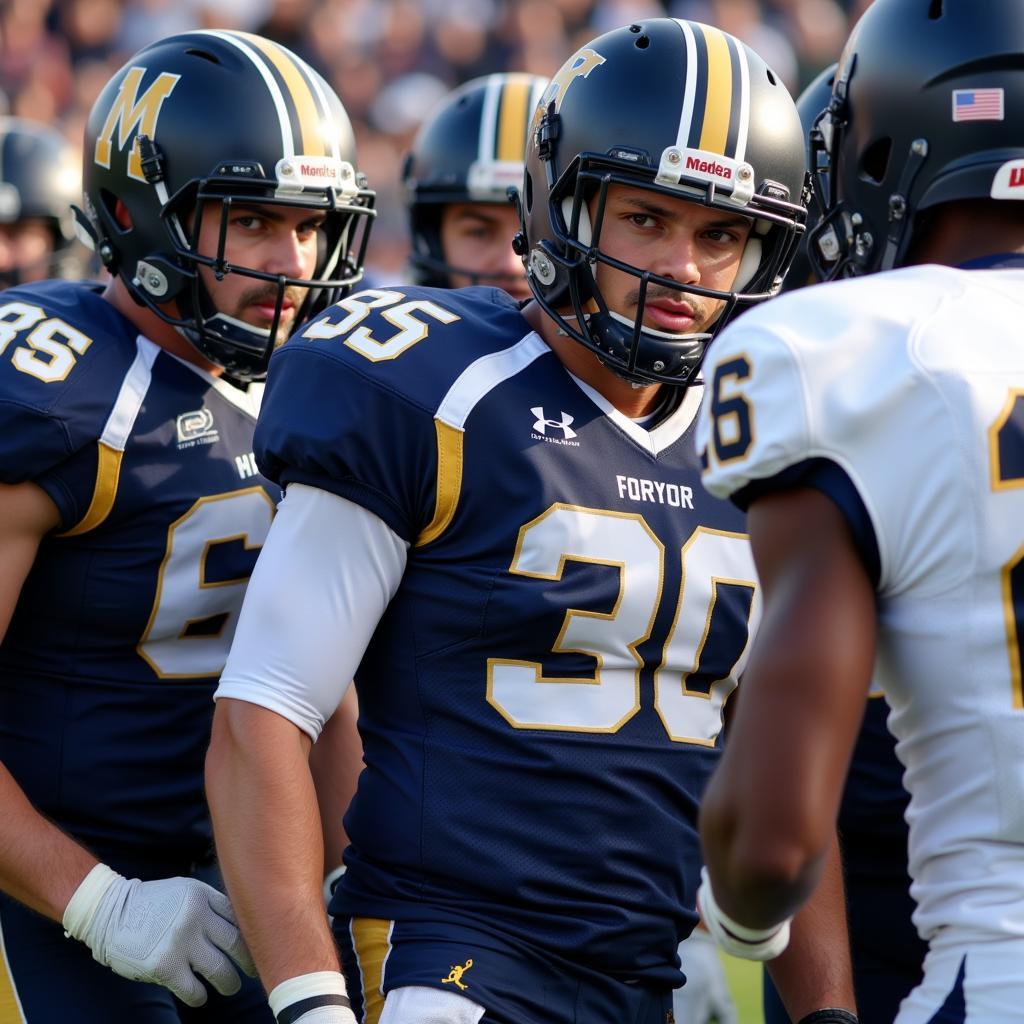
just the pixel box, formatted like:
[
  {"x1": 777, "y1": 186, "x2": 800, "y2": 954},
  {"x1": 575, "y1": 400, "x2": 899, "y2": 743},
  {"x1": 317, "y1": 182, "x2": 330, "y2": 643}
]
[
  {"x1": 672, "y1": 19, "x2": 699, "y2": 153},
  {"x1": 479, "y1": 74, "x2": 503, "y2": 164},
  {"x1": 733, "y1": 36, "x2": 751, "y2": 163},
  {"x1": 195, "y1": 30, "x2": 294, "y2": 158}
]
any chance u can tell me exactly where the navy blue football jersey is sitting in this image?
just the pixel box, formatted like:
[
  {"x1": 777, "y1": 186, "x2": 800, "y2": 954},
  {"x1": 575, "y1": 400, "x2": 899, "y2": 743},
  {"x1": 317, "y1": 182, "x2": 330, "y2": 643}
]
[
  {"x1": 256, "y1": 286, "x2": 759, "y2": 987},
  {"x1": 0, "y1": 280, "x2": 277, "y2": 865}
]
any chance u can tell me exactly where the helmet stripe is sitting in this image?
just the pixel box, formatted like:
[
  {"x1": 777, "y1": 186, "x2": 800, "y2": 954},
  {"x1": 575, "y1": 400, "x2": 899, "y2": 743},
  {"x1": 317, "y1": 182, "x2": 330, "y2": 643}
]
[
  {"x1": 686, "y1": 24, "x2": 710, "y2": 149},
  {"x1": 197, "y1": 30, "x2": 294, "y2": 157},
  {"x1": 731, "y1": 34, "x2": 751, "y2": 163},
  {"x1": 479, "y1": 74, "x2": 502, "y2": 165},
  {"x1": 673, "y1": 20, "x2": 700, "y2": 154},
  {"x1": 697, "y1": 24, "x2": 735, "y2": 156},
  {"x1": 241, "y1": 34, "x2": 327, "y2": 157},
  {"x1": 297, "y1": 53, "x2": 342, "y2": 162},
  {"x1": 496, "y1": 77, "x2": 532, "y2": 162}
]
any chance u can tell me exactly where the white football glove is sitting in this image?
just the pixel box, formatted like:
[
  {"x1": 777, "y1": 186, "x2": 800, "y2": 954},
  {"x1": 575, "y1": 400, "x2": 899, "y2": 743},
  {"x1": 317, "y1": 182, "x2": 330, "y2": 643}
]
[
  {"x1": 673, "y1": 927, "x2": 738, "y2": 1024},
  {"x1": 62, "y1": 863, "x2": 256, "y2": 1007},
  {"x1": 268, "y1": 972, "x2": 356, "y2": 1024},
  {"x1": 696, "y1": 866, "x2": 791, "y2": 962}
]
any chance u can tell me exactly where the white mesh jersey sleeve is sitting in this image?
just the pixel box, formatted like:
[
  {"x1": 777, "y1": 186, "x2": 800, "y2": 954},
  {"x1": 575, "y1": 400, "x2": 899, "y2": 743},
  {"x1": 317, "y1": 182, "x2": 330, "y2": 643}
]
[{"x1": 215, "y1": 483, "x2": 409, "y2": 740}]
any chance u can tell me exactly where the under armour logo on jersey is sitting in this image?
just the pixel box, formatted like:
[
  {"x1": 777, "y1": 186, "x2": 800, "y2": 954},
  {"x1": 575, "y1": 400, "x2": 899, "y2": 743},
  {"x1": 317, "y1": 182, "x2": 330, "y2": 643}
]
[{"x1": 531, "y1": 407, "x2": 577, "y2": 439}]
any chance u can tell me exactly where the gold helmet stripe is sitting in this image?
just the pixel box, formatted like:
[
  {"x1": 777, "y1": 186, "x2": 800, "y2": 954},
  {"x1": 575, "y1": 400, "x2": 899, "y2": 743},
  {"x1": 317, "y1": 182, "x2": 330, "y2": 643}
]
[
  {"x1": 697, "y1": 24, "x2": 735, "y2": 156},
  {"x1": 496, "y1": 75, "x2": 534, "y2": 162},
  {"x1": 239, "y1": 33, "x2": 328, "y2": 158},
  {"x1": 672, "y1": 21, "x2": 751, "y2": 163}
]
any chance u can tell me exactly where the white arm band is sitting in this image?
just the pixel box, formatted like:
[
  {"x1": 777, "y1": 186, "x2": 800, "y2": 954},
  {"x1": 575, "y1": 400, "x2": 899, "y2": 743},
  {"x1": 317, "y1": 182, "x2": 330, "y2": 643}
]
[
  {"x1": 216, "y1": 483, "x2": 408, "y2": 739},
  {"x1": 696, "y1": 866, "x2": 791, "y2": 961},
  {"x1": 268, "y1": 971, "x2": 353, "y2": 1024}
]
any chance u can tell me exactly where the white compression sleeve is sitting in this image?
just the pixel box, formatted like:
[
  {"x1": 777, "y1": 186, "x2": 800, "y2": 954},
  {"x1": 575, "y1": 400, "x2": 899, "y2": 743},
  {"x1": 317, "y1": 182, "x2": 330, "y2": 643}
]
[{"x1": 216, "y1": 483, "x2": 408, "y2": 739}]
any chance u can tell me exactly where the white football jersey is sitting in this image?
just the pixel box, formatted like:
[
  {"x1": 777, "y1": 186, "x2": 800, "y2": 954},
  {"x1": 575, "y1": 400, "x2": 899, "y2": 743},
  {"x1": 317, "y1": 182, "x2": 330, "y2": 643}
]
[{"x1": 697, "y1": 262, "x2": 1024, "y2": 943}]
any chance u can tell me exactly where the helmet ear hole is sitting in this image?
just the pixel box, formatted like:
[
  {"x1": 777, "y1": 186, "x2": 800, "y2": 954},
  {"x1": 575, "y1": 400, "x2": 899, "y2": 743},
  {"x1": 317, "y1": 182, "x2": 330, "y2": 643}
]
[{"x1": 859, "y1": 137, "x2": 892, "y2": 185}]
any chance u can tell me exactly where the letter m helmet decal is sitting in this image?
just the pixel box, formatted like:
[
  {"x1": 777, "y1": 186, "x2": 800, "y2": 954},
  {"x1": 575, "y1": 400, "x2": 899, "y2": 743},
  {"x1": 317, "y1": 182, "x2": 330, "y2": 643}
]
[{"x1": 94, "y1": 66, "x2": 180, "y2": 182}]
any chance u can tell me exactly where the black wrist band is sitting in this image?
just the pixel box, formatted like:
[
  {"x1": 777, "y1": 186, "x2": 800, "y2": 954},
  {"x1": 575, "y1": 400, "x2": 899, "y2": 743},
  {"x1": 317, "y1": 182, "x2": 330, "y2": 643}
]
[
  {"x1": 797, "y1": 1010, "x2": 859, "y2": 1024},
  {"x1": 276, "y1": 993, "x2": 351, "y2": 1024}
]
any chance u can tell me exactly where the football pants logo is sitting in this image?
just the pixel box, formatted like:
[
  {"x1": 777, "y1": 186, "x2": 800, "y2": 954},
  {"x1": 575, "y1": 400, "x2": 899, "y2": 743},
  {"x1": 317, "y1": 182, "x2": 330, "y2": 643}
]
[
  {"x1": 440, "y1": 958, "x2": 473, "y2": 991},
  {"x1": 95, "y1": 66, "x2": 181, "y2": 182}
]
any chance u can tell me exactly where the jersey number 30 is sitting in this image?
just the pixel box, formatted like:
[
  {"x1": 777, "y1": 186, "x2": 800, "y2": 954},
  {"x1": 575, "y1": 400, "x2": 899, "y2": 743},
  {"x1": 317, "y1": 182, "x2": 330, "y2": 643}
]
[{"x1": 487, "y1": 505, "x2": 759, "y2": 746}]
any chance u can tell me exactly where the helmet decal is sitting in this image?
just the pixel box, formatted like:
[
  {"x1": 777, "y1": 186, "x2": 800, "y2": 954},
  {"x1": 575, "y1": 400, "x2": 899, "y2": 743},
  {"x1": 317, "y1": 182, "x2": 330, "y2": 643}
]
[
  {"x1": 94, "y1": 67, "x2": 180, "y2": 181},
  {"x1": 532, "y1": 48, "x2": 606, "y2": 133}
]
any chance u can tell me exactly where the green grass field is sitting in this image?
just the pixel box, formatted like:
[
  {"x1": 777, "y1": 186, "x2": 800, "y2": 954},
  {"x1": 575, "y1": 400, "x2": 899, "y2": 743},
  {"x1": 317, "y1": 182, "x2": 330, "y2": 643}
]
[{"x1": 722, "y1": 953, "x2": 765, "y2": 1023}]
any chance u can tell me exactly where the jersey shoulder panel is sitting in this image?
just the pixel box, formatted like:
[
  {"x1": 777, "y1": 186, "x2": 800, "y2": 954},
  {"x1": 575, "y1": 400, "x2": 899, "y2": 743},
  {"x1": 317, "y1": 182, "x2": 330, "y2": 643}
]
[
  {"x1": 0, "y1": 280, "x2": 142, "y2": 482},
  {"x1": 256, "y1": 285, "x2": 541, "y2": 542},
  {"x1": 697, "y1": 266, "x2": 972, "y2": 592},
  {"x1": 291, "y1": 284, "x2": 532, "y2": 405}
]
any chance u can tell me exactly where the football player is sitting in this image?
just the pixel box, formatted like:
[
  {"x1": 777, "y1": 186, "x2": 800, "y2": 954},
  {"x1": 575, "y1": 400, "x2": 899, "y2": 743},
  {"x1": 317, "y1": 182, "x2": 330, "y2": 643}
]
[
  {"x1": 402, "y1": 72, "x2": 547, "y2": 300},
  {"x1": 207, "y1": 19, "x2": 855, "y2": 1024},
  {"x1": 760, "y1": 64, "x2": 928, "y2": 1024},
  {"x1": 0, "y1": 30, "x2": 374, "y2": 1022},
  {"x1": 406, "y1": 69, "x2": 740, "y2": 1024},
  {"x1": 0, "y1": 117, "x2": 85, "y2": 288},
  {"x1": 697, "y1": 1, "x2": 1024, "y2": 1021}
]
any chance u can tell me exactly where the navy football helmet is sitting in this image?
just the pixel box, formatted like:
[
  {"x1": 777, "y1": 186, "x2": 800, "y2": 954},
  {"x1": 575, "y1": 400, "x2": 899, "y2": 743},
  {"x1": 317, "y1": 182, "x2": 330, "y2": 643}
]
[
  {"x1": 77, "y1": 30, "x2": 376, "y2": 380},
  {"x1": 403, "y1": 73, "x2": 548, "y2": 288},
  {"x1": 780, "y1": 64, "x2": 836, "y2": 292},
  {"x1": 517, "y1": 19, "x2": 808, "y2": 386},
  {"x1": 808, "y1": 0, "x2": 1024, "y2": 279},
  {"x1": 0, "y1": 118, "x2": 82, "y2": 287}
]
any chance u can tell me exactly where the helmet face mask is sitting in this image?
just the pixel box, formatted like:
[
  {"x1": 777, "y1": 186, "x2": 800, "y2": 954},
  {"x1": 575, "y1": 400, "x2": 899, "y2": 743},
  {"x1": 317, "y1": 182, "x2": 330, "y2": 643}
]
[
  {"x1": 537, "y1": 150, "x2": 805, "y2": 384},
  {"x1": 403, "y1": 72, "x2": 548, "y2": 289},
  {"x1": 808, "y1": 0, "x2": 1024, "y2": 281},
  {"x1": 519, "y1": 19, "x2": 808, "y2": 387},
  {"x1": 78, "y1": 30, "x2": 376, "y2": 380}
]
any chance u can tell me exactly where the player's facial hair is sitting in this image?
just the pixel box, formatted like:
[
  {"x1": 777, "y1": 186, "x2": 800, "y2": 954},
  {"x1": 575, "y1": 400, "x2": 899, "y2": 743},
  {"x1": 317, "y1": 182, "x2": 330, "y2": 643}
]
[
  {"x1": 623, "y1": 283, "x2": 717, "y2": 331},
  {"x1": 233, "y1": 282, "x2": 307, "y2": 338}
]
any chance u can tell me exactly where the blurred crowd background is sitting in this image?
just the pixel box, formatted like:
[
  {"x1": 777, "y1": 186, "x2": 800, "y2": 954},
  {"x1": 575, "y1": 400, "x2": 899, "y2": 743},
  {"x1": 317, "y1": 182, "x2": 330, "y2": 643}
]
[{"x1": 0, "y1": 0, "x2": 870, "y2": 281}]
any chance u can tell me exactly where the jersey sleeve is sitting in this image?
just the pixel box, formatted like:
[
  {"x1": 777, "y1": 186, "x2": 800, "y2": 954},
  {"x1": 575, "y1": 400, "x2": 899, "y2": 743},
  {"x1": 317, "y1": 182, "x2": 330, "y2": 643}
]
[
  {"x1": 696, "y1": 278, "x2": 967, "y2": 597},
  {"x1": 255, "y1": 328, "x2": 442, "y2": 545},
  {"x1": 697, "y1": 292, "x2": 884, "y2": 581},
  {"x1": 0, "y1": 288, "x2": 127, "y2": 524}
]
